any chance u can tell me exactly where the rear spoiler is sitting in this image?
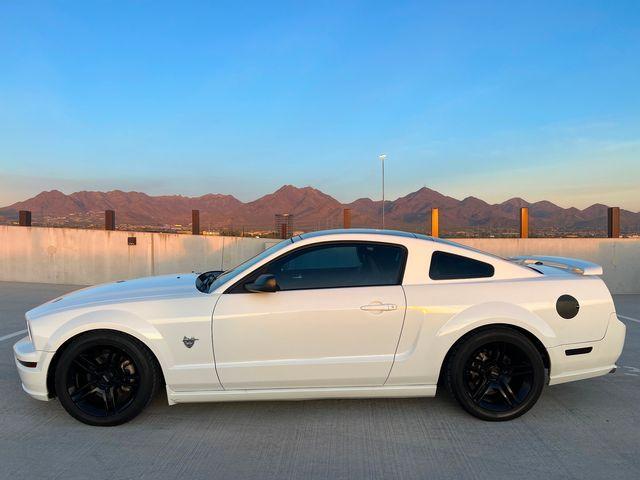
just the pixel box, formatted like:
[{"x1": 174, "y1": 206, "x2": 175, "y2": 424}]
[{"x1": 509, "y1": 255, "x2": 603, "y2": 276}]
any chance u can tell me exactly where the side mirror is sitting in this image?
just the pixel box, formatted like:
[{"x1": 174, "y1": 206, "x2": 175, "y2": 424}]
[{"x1": 245, "y1": 274, "x2": 279, "y2": 293}]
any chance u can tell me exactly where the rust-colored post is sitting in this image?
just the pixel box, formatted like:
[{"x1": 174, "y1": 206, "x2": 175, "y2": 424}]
[
  {"x1": 343, "y1": 208, "x2": 352, "y2": 229},
  {"x1": 431, "y1": 208, "x2": 439, "y2": 237},
  {"x1": 280, "y1": 223, "x2": 287, "y2": 239},
  {"x1": 105, "y1": 210, "x2": 115, "y2": 230},
  {"x1": 520, "y1": 207, "x2": 529, "y2": 238},
  {"x1": 18, "y1": 210, "x2": 32, "y2": 227},
  {"x1": 192, "y1": 209, "x2": 201, "y2": 235},
  {"x1": 608, "y1": 207, "x2": 620, "y2": 238}
]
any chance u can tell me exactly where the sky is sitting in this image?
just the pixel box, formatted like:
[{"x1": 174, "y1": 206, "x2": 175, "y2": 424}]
[{"x1": 0, "y1": 0, "x2": 639, "y2": 210}]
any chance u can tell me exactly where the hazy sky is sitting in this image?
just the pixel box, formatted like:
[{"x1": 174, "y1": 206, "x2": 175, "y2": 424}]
[{"x1": 1, "y1": 1, "x2": 639, "y2": 210}]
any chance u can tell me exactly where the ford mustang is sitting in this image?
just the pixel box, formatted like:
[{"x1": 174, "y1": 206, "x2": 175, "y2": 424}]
[{"x1": 13, "y1": 229, "x2": 626, "y2": 425}]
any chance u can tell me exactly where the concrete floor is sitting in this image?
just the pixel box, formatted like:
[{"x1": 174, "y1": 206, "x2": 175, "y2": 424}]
[{"x1": 1, "y1": 281, "x2": 639, "y2": 480}]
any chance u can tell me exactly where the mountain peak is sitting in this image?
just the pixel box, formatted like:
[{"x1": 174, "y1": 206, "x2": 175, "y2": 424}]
[
  {"x1": 35, "y1": 189, "x2": 66, "y2": 198},
  {"x1": 273, "y1": 184, "x2": 316, "y2": 193}
]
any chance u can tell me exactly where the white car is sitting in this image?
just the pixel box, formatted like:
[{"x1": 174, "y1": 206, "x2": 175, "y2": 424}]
[{"x1": 14, "y1": 229, "x2": 625, "y2": 426}]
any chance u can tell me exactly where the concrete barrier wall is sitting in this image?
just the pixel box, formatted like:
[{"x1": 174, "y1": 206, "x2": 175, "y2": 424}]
[
  {"x1": 1, "y1": 225, "x2": 638, "y2": 293},
  {"x1": 0, "y1": 226, "x2": 277, "y2": 286}
]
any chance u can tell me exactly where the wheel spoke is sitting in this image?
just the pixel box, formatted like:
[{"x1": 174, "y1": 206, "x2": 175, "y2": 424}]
[
  {"x1": 471, "y1": 378, "x2": 491, "y2": 402},
  {"x1": 72, "y1": 354, "x2": 99, "y2": 374},
  {"x1": 103, "y1": 386, "x2": 118, "y2": 414},
  {"x1": 498, "y1": 380, "x2": 517, "y2": 407},
  {"x1": 71, "y1": 382, "x2": 98, "y2": 402}
]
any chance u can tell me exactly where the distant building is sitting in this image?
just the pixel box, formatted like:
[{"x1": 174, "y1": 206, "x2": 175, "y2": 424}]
[{"x1": 275, "y1": 213, "x2": 294, "y2": 238}]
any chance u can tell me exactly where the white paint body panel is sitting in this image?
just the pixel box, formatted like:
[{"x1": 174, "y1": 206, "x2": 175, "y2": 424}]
[
  {"x1": 213, "y1": 285, "x2": 406, "y2": 388},
  {"x1": 13, "y1": 229, "x2": 625, "y2": 406}
]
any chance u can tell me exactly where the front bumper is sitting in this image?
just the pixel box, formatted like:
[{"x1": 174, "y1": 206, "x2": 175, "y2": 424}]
[
  {"x1": 13, "y1": 336, "x2": 54, "y2": 401},
  {"x1": 548, "y1": 313, "x2": 626, "y2": 385}
]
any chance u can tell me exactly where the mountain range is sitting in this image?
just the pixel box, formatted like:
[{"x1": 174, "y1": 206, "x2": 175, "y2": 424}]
[{"x1": 1, "y1": 185, "x2": 639, "y2": 234}]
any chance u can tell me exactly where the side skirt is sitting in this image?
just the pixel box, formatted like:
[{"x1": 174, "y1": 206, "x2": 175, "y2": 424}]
[{"x1": 166, "y1": 384, "x2": 437, "y2": 405}]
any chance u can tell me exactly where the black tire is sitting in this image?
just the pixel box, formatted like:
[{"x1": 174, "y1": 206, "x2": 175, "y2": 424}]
[
  {"x1": 446, "y1": 328, "x2": 545, "y2": 421},
  {"x1": 54, "y1": 331, "x2": 160, "y2": 426}
]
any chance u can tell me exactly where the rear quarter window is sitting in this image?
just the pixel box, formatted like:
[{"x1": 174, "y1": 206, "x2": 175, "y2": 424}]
[{"x1": 429, "y1": 251, "x2": 495, "y2": 280}]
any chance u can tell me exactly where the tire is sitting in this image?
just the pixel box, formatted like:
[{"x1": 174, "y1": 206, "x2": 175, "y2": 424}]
[
  {"x1": 54, "y1": 331, "x2": 160, "y2": 426},
  {"x1": 446, "y1": 328, "x2": 545, "y2": 421}
]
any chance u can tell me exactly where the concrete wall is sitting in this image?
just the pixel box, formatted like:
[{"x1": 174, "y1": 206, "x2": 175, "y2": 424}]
[
  {"x1": 0, "y1": 226, "x2": 277, "y2": 286},
  {"x1": 1, "y1": 225, "x2": 638, "y2": 293}
]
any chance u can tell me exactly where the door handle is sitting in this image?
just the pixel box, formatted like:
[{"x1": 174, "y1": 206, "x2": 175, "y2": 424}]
[{"x1": 360, "y1": 303, "x2": 398, "y2": 312}]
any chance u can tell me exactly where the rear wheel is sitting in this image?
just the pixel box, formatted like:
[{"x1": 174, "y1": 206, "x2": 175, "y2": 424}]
[
  {"x1": 54, "y1": 331, "x2": 159, "y2": 426},
  {"x1": 447, "y1": 328, "x2": 545, "y2": 421}
]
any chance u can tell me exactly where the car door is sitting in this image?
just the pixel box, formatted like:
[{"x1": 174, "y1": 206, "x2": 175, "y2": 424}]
[{"x1": 212, "y1": 241, "x2": 408, "y2": 389}]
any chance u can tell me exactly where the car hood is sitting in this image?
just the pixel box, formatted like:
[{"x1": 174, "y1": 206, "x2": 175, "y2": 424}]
[{"x1": 27, "y1": 273, "x2": 200, "y2": 320}]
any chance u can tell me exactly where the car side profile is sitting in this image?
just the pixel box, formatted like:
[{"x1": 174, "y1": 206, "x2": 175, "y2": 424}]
[{"x1": 14, "y1": 229, "x2": 626, "y2": 426}]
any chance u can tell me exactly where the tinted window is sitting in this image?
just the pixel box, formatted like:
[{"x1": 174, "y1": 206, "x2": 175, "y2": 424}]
[
  {"x1": 235, "y1": 242, "x2": 406, "y2": 292},
  {"x1": 282, "y1": 246, "x2": 361, "y2": 271},
  {"x1": 429, "y1": 251, "x2": 494, "y2": 280}
]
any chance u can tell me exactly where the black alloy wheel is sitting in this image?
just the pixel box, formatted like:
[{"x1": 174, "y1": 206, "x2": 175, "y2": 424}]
[
  {"x1": 447, "y1": 328, "x2": 545, "y2": 421},
  {"x1": 54, "y1": 331, "x2": 160, "y2": 426},
  {"x1": 66, "y1": 345, "x2": 140, "y2": 416}
]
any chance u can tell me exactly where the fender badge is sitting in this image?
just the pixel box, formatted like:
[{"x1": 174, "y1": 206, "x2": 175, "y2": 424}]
[{"x1": 182, "y1": 336, "x2": 199, "y2": 348}]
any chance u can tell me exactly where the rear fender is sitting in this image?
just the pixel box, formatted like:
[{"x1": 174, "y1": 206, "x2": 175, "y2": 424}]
[
  {"x1": 388, "y1": 301, "x2": 554, "y2": 385},
  {"x1": 437, "y1": 301, "x2": 556, "y2": 345}
]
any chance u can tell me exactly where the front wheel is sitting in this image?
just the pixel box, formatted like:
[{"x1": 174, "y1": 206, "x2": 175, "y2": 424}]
[
  {"x1": 54, "y1": 331, "x2": 160, "y2": 426},
  {"x1": 446, "y1": 328, "x2": 545, "y2": 421}
]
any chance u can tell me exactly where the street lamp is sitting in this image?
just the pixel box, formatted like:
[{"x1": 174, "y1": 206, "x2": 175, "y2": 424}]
[{"x1": 379, "y1": 154, "x2": 387, "y2": 229}]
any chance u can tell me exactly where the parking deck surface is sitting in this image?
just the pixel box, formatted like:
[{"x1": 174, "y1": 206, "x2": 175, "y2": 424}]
[{"x1": 1, "y1": 281, "x2": 639, "y2": 480}]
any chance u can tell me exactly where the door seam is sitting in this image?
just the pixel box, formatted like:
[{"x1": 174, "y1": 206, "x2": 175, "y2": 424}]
[
  {"x1": 210, "y1": 294, "x2": 226, "y2": 390},
  {"x1": 383, "y1": 285, "x2": 408, "y2": 385}
]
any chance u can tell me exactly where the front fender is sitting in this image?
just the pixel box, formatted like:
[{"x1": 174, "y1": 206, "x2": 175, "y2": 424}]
[{"x1": 43, "y1": 308, "x2": 173, "y2": 375}]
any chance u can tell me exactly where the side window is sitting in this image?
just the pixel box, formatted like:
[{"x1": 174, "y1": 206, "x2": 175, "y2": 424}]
[
  {"x1": 281, "y1": 246, "x2": 361, "y2": 271},
  {"x1": 235, "y1": 242, "x2": 406, "y2": 292},
  {"x1": 429, "y1": 251, "x2": 494, "y2": 280}
]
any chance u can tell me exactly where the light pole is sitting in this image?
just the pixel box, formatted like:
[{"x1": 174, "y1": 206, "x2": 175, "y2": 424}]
[{"x1": 379, "y1": 154, "x2": 386, "y2": 229}]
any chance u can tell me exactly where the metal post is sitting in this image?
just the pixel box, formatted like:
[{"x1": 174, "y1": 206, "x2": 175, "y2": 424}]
[
  {"x1": 382, "y1": 158, "x2": 385, "y2": 229},
  {"x1": 105, "y1": 210, "x2": 115, "y2": 231},
  {"x1": 18, "y1": 210, "x2": 31, "y2": 227},
  {"x1": 520, "y1": 207, "x2": 529, "y2": 238},
  {"x1": 192, "y1": 210, "x2": 200, "y2": 235},
  {"x1": 608, "y1": 207, "x2": 620, "y2": 238},
  {"x1": 431, "y1": 208, "x2": 439, "y2": 238},
  {"x1": 379, "y1": 154, "x2": 386, "y2": 229},
  {"x1": 343, "y1": 208, "x2": 352, "y2": 229}
]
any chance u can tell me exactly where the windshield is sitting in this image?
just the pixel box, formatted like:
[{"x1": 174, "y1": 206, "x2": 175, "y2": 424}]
[{"x1": 202, "y1": 238, "x2": 292, "y2": 293}]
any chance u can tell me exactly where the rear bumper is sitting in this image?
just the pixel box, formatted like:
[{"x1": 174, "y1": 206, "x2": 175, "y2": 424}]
[
  {"x1": 548, "y1": 313, "x2": 626, "y2": 385},
  {"x1": 13, "y1": 336, "x2": 53, "y2": 401}
]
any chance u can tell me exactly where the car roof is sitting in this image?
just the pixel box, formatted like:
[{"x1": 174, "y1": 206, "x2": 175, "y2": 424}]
[{"x1": 295, "y1": 229, "x2": 434, "y2": 242}]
